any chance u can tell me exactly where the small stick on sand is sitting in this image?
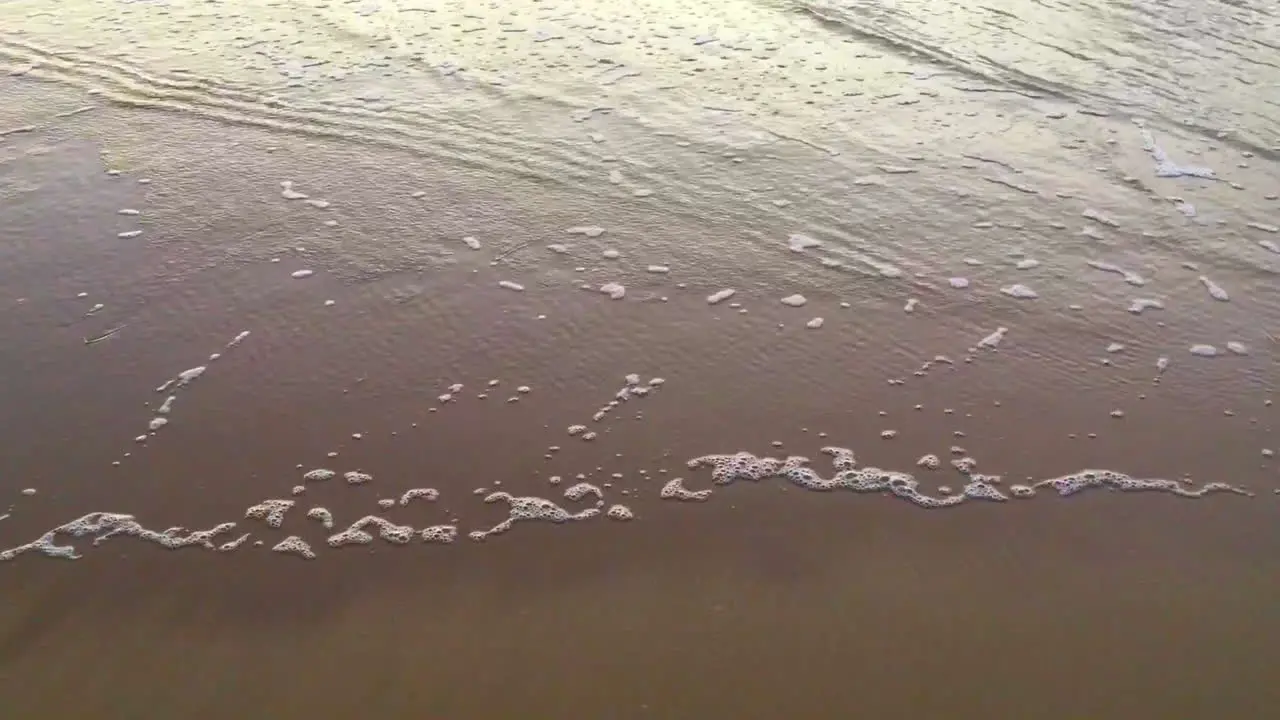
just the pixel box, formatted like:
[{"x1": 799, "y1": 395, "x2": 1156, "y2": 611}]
[
  {"x1": 84, "y1": 325, "x2": 126, "y2": 345},
  {"x1": 493, "y1": 241, "x2": 531, "y2": 263}
]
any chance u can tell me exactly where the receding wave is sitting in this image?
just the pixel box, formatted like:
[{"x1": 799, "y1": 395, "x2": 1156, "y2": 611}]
[
  {"x1": 0, "y1": 33, "x2": 950, "y2": 282},
  {"x1": 790, "y1": 0, "x2": 1279, "y2": 155}
]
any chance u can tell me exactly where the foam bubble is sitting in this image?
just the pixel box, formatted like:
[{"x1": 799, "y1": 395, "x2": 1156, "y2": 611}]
[
  {"x1": 1128, "y1": 298, "x2": 1164, "y2": 314},
  {"x1": 606, "y1": 504, "x2": 635, "y2": 521},
  {"x1": 1198, "y1": 276, "x2": 1230, "y2": 302},
  {"x1": 280, "y1": 181, "x2": 308, "y2": 200},
  {"x1": 421, "y1": 525, "x2": 458, "y2": 544},
  {"x1": 948, "y1": 277, "x2": 970, "y2": 289},
  {"x1": 498, "y1": 280, "x2": 525, "y2": 292},
  {"x1": 904, "y1": 298, "x2": 919, "y2": 313},
  {"x1": 688, "y1": 452, "x2": 787, "y2": 486},
  {"x1": 1001, "y1": 284, "x2": 1038, "y2": 299},
  {"x1": 400, "y1": 488, "x2": 440, "y2": 505},
  {"x1": 303, "y1": 468, "x2": 336, "y2": 482},
  {"x1": 175, "y1": 366, "x2": 207, "y2": 387},
  {"x1": 707, "y1": 289, "x2": 736, "y2": 305},
  {"x1": 566, "y1": 226, "x2": 606, "y2": 237},
  {"x1": 218, "y1": 533, "x2": 252, "y2": 552},
  {"x1": 600, "y1": 282, "x2": 626, "y2": 300},
  {"x1": 148, "y1": 417, "x2": 169, "y2": 431},
  {"x1": 1015, "y1": 259, "x2": 1040, "y2": 270},
  {"x1": 787, "y1": 234, "x2": 822, "y2": 252},
  {"x1": 377, "y1": 498, "x2": 396, "y2": 509},
  {"x1": 1226, "y1": 342, "x2": 1249, "y2": 355},
  {"x1": 326, "y1": 523, "x2": 373, "y2": 547},
  {"x1": 463, "y1": 236, "x2": 482, "y2": 250},
  {"x1": 659, "y1": 477, "x2": 712, "y2": 501},
  {"x1": 226, "y1": 331, "x2": 251, "y2": 350},
  {"x1": 1087, "y1": 260, "x2": 1145, "y2": 286},
  {"x1": 977, "y1": 327, "x2": 1008, "y2": 349},
  {"x1": 916, "y1": 454, "x2": 940, "y2": 470},
  {"x1": 272, "y1": 536, "x2": 316, "y2": 560},
  {"x1": 805, "y1": 317, "x2": 825, "y2": 329},
  {"x1": 781, "y1": 294, "x2": 808, "y2": 307},
  {"x1": 290, "y1": 270, "x2": 314, "y2": 279},
  {"x1": 334, "y1": 515, "x2": 415, "y2": 546},
  {"x1": 1081, "y1": 208, "x2": 1119, "y2": 228},
  {"x1": 1142, "y1": 131, "x2": 1216, "y2": 179},
  {"x1": 821, "y1": 446, "x2": 858, "y2": 471},
  {"x1": 245, "y1": 499, "x2": 295, "y2": 528},
  {"x1": 157, "y1": 395, "x2": 176, "y2": 414},
  {"x1": 602, "y1": 249, "x2": 621, "y2": 260},
  {"x1": 1190, "y1": 344, "x2": 1219, "y2": 357},
  {"x1": 306, "y1": 507, "x2": 335, "y2": 530},
  {"x1": 963, "y1": 476, "x2": 1008, "y2": 502},
  {"x1": 564, "y1": 482, "x2": 604, "y2": 501},
  {"x1": 1106, "y1": 343, "x2": 1125, "y2": 353},
  {"x1": 344, "y1": 471, "x2": 373, "y2": 485},
  {"x1": 647, "y1": 265, "x2": 671, "y2": 274},
  {"x1": 469, "y1": 493, "x2": 599, "y2": 541}
]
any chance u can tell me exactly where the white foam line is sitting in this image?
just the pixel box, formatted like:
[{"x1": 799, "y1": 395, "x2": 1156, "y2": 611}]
[
  {"x1": 1, "y1": 512, "x2": 239, "y2": 561},
  {"x1": 129, "y1": 330, "x2": 255, "y2": 459},
  {"x1": 686, "y1": 449, "x2": 1252, "y2": 509}
]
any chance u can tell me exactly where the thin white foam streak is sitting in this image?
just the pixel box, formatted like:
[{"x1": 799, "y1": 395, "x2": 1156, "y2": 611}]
[{"x1": 123, "y1": 330, "x2": 252, "y2": 457}]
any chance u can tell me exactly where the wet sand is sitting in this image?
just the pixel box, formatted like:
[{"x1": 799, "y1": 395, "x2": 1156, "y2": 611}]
[{"x1": 3, "y1": 15, "x2": 1280, "y2": 718}]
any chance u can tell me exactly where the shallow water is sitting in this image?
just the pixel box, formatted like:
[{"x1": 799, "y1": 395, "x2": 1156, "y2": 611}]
[{"x1": 1, "y1": 1, "x2": 1279, "y2": 717}]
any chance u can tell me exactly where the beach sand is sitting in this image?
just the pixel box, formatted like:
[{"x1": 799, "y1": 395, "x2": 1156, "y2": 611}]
[{"x1": 2, "y1": 16, "x2": 1280, "y2": 718}]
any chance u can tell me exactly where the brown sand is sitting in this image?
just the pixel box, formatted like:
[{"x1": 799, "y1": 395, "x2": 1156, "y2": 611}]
[{"x1": 2, "y1": 82, "x2": 1279, "y2": 719}]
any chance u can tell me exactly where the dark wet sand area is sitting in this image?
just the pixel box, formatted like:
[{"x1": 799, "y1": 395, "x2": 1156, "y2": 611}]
[{"x1": 2, "y1": 82, "x2": 1280, "y2": 719}]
